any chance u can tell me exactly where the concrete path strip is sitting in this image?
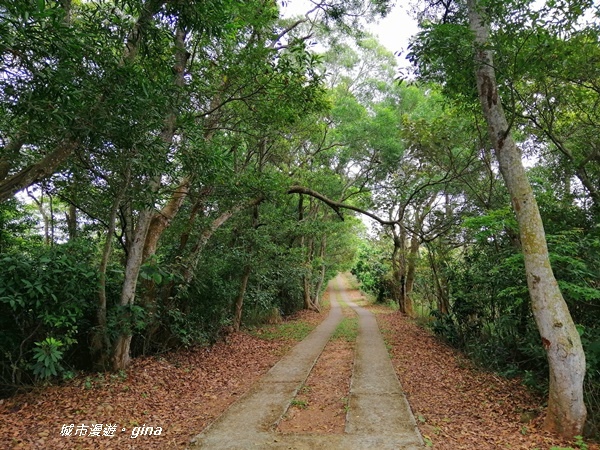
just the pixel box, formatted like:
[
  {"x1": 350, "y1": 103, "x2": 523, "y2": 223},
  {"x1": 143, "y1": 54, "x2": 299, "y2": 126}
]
[{"x1": 188, "y1": 274, "x2": 425, "y2": 449}]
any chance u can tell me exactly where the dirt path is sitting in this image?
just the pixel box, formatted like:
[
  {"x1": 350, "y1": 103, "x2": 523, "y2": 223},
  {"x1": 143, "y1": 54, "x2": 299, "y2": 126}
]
[
  {"x1": 189, "y1": 274, "x2": 424, "y2": 449},
  {"x1": 3, "y1": 274, "x2": 595, "y2": 449}
]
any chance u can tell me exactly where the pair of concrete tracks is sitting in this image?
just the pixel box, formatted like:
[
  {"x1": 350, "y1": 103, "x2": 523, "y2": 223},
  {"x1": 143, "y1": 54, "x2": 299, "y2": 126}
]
[{"x1": 189, "y1": 274, "x2": 424, "y2": 449}]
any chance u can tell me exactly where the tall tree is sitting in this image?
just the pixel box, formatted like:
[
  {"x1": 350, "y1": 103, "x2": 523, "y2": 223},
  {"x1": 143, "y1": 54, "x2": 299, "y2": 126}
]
[
  {"x1": 407, "y1": 0, "x2": 591, "y2": 436},
  {"x1": 466, "y1": 0, "x2": 586, "y2": 436}
]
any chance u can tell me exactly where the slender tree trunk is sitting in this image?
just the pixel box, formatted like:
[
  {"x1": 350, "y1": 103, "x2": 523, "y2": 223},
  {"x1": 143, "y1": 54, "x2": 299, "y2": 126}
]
[
  {"x1": 232, "y1": 205, "x2": 260, "y2": 332},
  {"x1": 94, "y1": 199, "x2": 122, "y2": 364},
  {"x1": 66, "y1": 203, "x2": 77, "y2": 240},
  {"x1": 391, "y1": 226, "x2": 406, "y2": 310},
  {"x1": 233, "y1": 266, "x2": 252, "y2": 332},
  {"x1": 112, "y1": 196, "x2": 157, "y2": 371},
  {"x1": 574, "y1": 167, "x2": 600, "y2": 215},
  {"x1": 26, "y1": 189, "x2": 50, "y2": 245},
  {"x1": 178, "y1": 187, "x2": 213, "y2": 252},
  {"x1": 302, "y1": 237, "x2": 319, "y2": 311},
  {"x1": 427, "y1": 243, "x2": 449, "y2": 315},
  {"x1": 467, "y1": 0, "x2": 586, "y2": 437},
  {"x1": 180, "y1": 196, "x2": 264, "y2": 285},
  {"x1": 403, "y1": 200, "x2": 432, "y2": 316},
  {"x1": 312, "y1": 235, "x2": 327, "y2": 308},
  {"x1": 298, "y1": 196, "x2": 318, "y2": 312},
  {"x1": 93, "y1": 166, "x2": 131, "y2": 368},
  {"x1": 403, "y1": 230, "x2": 419, "y2": 317}
]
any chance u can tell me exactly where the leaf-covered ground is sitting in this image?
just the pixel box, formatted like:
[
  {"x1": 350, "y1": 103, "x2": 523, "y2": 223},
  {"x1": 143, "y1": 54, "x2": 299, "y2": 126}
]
[
  {"x1": 278, "y1": 303, "x2": 356, "y2": 434},
  {"x1": 1, "y1": 295, "x2": 598, "y2": 449},
  {"x1": 0, "y1": 309, "x2": 325, "y2": 450},
  {"x1": 373, "y1": 307, "x2": 598, "y2": 450}
]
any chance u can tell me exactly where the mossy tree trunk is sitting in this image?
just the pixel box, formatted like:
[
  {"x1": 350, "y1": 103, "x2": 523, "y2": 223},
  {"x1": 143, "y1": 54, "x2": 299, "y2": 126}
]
[{"x1": 467, "y1": 0, "x2": 586, "y2": 437}]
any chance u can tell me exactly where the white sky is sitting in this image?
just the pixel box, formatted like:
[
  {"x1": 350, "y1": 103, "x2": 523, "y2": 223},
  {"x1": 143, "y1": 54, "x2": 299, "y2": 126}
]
[{"x1": 281, "y1": 1, "x2": 420, "y2": 68}]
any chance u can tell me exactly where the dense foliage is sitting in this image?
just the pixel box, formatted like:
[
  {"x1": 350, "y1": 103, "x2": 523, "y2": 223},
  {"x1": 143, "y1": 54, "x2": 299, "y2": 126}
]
[
  {"x1": 0, "y1": 0, "x2": 373, "y2": 391},
  {"x1": 351, "y1": 0, "x2": 600, "y2": 434},
  {"x1": 1, "y1": 0, "x2": 600, "y2": 438}
]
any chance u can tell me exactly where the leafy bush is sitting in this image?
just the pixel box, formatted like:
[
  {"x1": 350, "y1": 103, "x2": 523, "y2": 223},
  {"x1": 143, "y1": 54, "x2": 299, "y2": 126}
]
[
  {"x1": 351, "y1": 241, "x2": 392, "y2": 302},
  {"x1": 0, "y1": 240, "x2": 116, "y2": 392},
  {"x1": 31, "y1": 337, "x2": 65, "y2": 380}
]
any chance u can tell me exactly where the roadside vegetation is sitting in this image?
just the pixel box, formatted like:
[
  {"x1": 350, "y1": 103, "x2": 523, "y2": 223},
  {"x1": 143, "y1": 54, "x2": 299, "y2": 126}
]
[{"x1": 1, "y1": 0, "x2": 599, "y2": 441}]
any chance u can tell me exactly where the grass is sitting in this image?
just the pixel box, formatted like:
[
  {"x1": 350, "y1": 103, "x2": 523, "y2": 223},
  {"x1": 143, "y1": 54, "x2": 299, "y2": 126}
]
[
  {"x1": 378, "y1": 327, "x2": 394, "y2": 355},
  {"x1": 332, "y1": 316, "x2": 359, "y2": 342},
  {"x1": 290, "y1": 398, "x2": 308, "y2": 409}
]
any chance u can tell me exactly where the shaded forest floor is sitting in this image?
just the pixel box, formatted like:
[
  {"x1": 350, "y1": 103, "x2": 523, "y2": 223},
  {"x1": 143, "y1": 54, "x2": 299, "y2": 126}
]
[
  {"x1": 372, "y1": 304, "x2": 598, "y2": 450},
  {"x1": 1, "y1": 287, "x2": 597, "y2": 449},
  {"x1": 0, "y1": 309, "x2": 326, "y2": 450}
]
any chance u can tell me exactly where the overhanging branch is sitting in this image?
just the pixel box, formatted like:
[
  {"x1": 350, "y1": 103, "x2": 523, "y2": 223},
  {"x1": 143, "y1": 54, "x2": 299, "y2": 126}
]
[{"x1": 287, "y1": 185, "x2": 397, "y2": 226}]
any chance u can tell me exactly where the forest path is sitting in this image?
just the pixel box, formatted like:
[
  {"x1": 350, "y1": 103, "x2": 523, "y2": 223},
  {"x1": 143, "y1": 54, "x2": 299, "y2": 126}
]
[{"x1": 189, "y1": 274, "x2": 424, "y2": 449}]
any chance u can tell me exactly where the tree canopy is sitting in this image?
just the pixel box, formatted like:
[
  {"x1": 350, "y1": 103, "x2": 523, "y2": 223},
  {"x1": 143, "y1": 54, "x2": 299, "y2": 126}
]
[{"x1": 1, "y1": 0, "x2": 600, "y2": 440}]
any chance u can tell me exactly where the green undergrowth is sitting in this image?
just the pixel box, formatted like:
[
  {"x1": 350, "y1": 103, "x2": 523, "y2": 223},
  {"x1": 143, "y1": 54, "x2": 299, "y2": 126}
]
[
  {"x1": 542, "y1": 435, "x2": 589, "y2": 450},
  {"x1": 249, "y1": 321, "x2": 315, "y2": 342}
]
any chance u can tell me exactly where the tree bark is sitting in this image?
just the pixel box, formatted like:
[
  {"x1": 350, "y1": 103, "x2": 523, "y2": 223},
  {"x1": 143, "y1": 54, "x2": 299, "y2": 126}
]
[
  {"x1": 112, "y1": 199, "x2": 156, "y2": 371},
  {"x1": 177, "y1": 187, "x2": 213, "y2": 252},
  {"x1": 0, "y1": 140, "x2": 79, "y2": 203},
  {"x1": 467, "y1": 0, "x2": 586, "y2": 437},
  {"x1": 66, "y1": 203, "x2": 77, "y2": 240},
  {"x1": 312, "y1": 235, "x2": 327, "y2": 308},
  {"x1": 142, "y1": 178, "x2": 190, "y2": 261},
  {"x1": 233, "y1": 265, "x2": 252, "y2": 332},
  {"x1": 403, "y1": 230, "x2": 419, "y2": 317}
]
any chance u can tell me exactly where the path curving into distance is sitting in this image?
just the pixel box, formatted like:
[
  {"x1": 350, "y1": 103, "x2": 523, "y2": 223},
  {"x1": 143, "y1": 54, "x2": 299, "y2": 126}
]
[{"x1": 189, "y1": 274, "x2": 424, "y2": 449}]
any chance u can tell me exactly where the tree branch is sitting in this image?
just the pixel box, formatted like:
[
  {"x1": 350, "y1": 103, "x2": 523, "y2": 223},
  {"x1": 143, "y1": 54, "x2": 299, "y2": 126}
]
[{"x1": 287, "y1": 185, "x2": 397, "y2": 225}]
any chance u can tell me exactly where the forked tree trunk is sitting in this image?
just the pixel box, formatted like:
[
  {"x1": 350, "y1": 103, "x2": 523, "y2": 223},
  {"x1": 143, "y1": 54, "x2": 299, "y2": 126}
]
[
  {"x1": 112, "y1": 25, "x2": 189, "y2": 370},
  {"x1": 467, "y1": 0, "x2": 586, "y2": 437}
]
